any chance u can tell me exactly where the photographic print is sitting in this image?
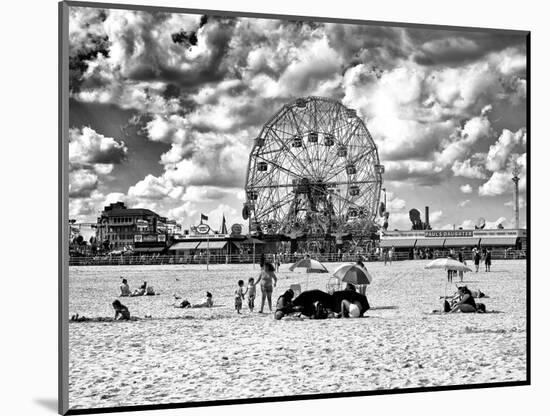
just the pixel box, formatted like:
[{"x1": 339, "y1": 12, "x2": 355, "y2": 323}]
[{"x1": 60, "y1": 1, "x2": 529, "y2": 413}]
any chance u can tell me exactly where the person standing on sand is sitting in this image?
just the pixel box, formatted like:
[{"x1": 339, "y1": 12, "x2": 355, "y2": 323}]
[
  {"x1": 474, "y1": 249, "x2": 481, "y2": 273},
  {"x1": 245, "y1": 277, "x2": 257, "y2": 312},
  {"x1": 388, "y1": 247, "x2": 394, "y2": 265},
  {"x1": 255, "y1": 262, "x2": 278, "y2": 313},
  {"x1": 485, "y1": 249, "x2": 492, "y2": 272},
  {"x1": 458, "y1": 252, "x2": 465, "y2": 282},
  {"x1": 235, "y1": 280, "x2": 245, "y2": 314}
]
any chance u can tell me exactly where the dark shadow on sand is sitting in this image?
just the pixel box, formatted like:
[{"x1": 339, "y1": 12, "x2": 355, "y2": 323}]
[
  {"x1": 34, "y1": 398, "x2": 57, "y2": 413},
  {"x1": 369, "y1": 306, "x2": 399, "y2": 310}
]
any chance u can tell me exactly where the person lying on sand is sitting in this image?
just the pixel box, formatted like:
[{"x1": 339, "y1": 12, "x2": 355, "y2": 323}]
[
  {"x1": 119, "y1": 278, "x2": 131, "y2": 297},
  {"x1": 131, "y1": 281, "x2": 147, "y2": 297},
  {"x1": 112, "y1": 299, "x2": 131, "y2": 320},
  {"x1": 292, "y1": 289, "x2": 333, "y2": 318},
  {"x1": 174, "y1": 292, "x2": 213, "y2": 308},
  {"x1": 70, "y1": 313, "x2": 88, "y2": 322}
]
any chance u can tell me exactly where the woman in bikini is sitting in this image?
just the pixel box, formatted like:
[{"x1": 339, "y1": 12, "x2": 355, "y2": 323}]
[{"x1": 255, "y1": 262, "x2": 278, "y2": 313}]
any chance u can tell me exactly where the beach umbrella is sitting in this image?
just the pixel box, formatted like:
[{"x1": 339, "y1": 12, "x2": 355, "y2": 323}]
[
  {"x1": 425, "y1": 258, "x2": 472, "y2": 272},
  {"x1": 289, "y1": 258, "x2": 328, "y2": 290},
  {"x1": 425, "y1": 258, "x2": 472, "y2": 300},
  {"x1": 289, "y1": 258, "x2": 328, "y2": 273},
  {"x1": 333, "y1": 263, "x2": 373, "y2": 285}
]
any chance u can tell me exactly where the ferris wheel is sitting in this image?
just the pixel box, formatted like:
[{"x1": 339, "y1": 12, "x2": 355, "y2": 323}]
[{"x1": 243, "y1": 96, "x2": 384, "y2": 238}]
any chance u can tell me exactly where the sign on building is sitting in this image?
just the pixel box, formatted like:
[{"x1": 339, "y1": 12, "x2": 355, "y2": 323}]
[
  {"x1": 231, "y1": 223, "x2": 242, "y2": 235},
  {"x1": 425, "y1": 230, "x2": 473, "y2": 238}
]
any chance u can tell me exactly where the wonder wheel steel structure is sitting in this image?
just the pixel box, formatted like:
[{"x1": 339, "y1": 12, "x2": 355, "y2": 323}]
[{"x1": 243, "y1": 96, "x2": 384, "y2": 245}]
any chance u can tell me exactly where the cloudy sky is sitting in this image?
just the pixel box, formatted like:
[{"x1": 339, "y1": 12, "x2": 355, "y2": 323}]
[{"x1": 68, "y1": 6, "x2": 527, "y2": 232}]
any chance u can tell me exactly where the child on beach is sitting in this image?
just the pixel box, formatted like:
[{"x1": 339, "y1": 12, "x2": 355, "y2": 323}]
[
  {"x1": 112, "y1": 299, "x2": 130, "y2": 320},
  {"x1": 235, "y1": 280, "x2": 245, "y2": 314},
  {"x1": 245, "y1": 277, "x2": 257, "y2": 312}
]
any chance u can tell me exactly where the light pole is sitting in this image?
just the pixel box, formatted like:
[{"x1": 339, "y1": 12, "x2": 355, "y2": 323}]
[{"x1": 512, "y1": 164, "x2": 520, "y2": 229}]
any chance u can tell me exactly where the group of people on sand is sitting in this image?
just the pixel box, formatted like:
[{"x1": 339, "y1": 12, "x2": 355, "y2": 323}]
[
  {"x1": 120, "y1": 278, "x2": 156, "y2": 297},
  {"x1": 443, "y1": 285, "x2": 487, "y2": 313},
  {"x1": 274, "y1": 282, "x2": 370, "y2": 320},
  {"x1": 234, "y1": 261, "x2": 278, "y2": 314},
  {"x1": 472, "y1": 248, "x2": 492, "y2": 273}
]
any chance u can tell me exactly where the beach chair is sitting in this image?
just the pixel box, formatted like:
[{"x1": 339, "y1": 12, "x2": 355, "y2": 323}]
[{"x1": 290, "y1": 284, "x2": 301, "y2": 298}]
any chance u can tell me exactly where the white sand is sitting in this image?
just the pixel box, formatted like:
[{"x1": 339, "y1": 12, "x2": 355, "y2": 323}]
[{"x1": 68, "y1": 260, "x2": 527, "y2": 410}]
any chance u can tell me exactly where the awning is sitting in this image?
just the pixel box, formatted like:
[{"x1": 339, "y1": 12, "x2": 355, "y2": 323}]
[
  {"x1": 444, "y1": 238, "x2": 481, "y2": 247},
  {"x1": 133, "y1": 246, "x2": 165, "y2": 253},
  {"x1": 415, "y1": 238, "x2": 445, "y2": 248},
  {"x1": 196, "y1": 241, "x2": 227, "y2": 249},
  {"x1": 237, "y1": 237, "x2": 265, "y2": 245},
  {"x1": 480, "y1": 237, "x2": 518, "y2": 246},
  {"x1": 380, "y1": 239, "x2": 416, "y2": 248},
  {"x1": 169, "y1": 241, "x2": 199, "y2": 251}
]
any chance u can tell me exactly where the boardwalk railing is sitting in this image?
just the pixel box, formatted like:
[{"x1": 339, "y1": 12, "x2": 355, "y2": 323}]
[{"x1": 69, "y1": 249, "x2": 526, "y2": 266}]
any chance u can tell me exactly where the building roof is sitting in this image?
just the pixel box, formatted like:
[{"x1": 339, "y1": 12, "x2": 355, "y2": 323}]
[
  {"x1": 196, "y1": 241, "x2": 227, "y2": 249},
  {"x1": 480, "y1": 237, "x2": 518, "y2": 246},
  {"x1": 102, "y1": 208, "x2": 159, "y2": 217},
  {"x1": 380, "y1": 239, "x2": 416, "y2": 248},
  {"x1": 443, "y1": 237, "x2": 481, "y2": 247}
]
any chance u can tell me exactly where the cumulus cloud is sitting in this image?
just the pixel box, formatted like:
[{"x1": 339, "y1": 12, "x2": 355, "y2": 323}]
[
  {"x1": 67, "y1": 8, "x2": 527, "y2": 225},
  {"x1": 69, "y1": 126, "x2": 127, "y2": 168},
  {"x1": 452, "y1": 158, "x2": 487, "y2": 179},
  {"x1": 458, "y1": 199, "x2": 471, "y2": 207},
  {"x1": 479, "y1": 152, "x2": 526, "y2": 196},
  {"x1": 486, "y1": 128, "x2": 526, "y2": 172},
  {"x1": 460, "y1": 184, "x2": 473, "y2": 194},
  {"x1": 69, "y1": 170, "x2": 98, "y2": 198},
  {"x1": 504, "y1": 196, "x2": 526, "y2": 209}
]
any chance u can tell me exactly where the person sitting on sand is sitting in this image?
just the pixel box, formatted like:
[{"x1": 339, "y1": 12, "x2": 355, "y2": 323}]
[
  {"x1": 274, "y1": 289, "x2": 295, "y2": 320},
  {"x1": 449, "y1": 286, "x2": 477, "y2": 313},
  {"x1": 255, "y1": 262, "x2": 278, "y2": 313},
  {"x1": 131, "y1": 281, "x2": 147, "y2": 297},
  {"x1": 112, "y1": 299, "x2": 130, "y2": 320},
  {"x1": 119, "y1": 278, "x2": 131, "y2": 297}
]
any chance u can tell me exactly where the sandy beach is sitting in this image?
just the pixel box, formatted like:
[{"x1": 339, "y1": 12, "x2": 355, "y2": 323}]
[{"x1": 68, "y1": 259, "x2": 527, "y2": 410}]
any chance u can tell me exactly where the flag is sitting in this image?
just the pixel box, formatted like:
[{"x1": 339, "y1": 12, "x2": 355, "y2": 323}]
[
  {"x1": 201, "y1": 213, "x2": 209, "y2": 223},
  {"x1": 221, "y1": 215, "x2": 228, "y2": 234}
]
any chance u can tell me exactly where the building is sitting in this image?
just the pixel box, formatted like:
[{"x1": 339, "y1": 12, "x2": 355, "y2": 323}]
[
  {"x1": 380, "y1": 228, "x2": 527, "y2": 255},
  {"x1": 96, "y1": 202, "x2": 180, "y2": 251}
]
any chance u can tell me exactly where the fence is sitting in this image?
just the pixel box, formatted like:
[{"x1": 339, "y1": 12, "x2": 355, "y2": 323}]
[{"x1": 69, "y1": 249, "x2": 526, "y2": 266}]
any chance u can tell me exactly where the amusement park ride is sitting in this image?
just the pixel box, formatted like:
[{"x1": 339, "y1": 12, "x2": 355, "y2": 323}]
[{"x1": 243, "y1": 96, "x2": 385, "y2": 251}]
